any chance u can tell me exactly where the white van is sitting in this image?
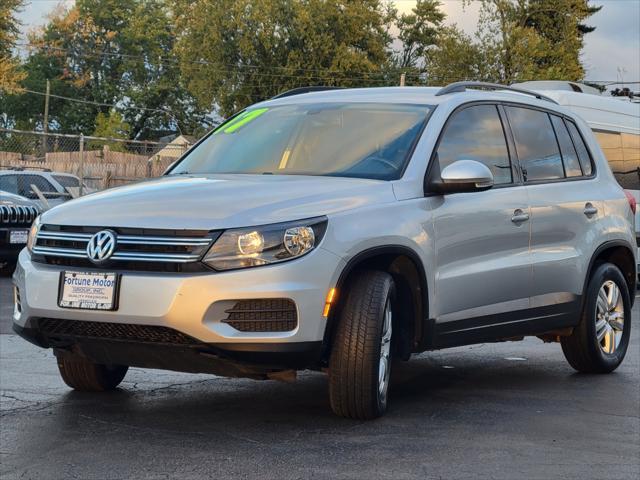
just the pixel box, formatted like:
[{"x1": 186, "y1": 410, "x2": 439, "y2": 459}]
[{"x1": 516, "y1": 81, "x2": 640, "y2": 282}]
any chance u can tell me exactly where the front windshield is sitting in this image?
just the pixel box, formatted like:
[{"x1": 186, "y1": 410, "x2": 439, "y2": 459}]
[{"x1": 170, "y1": 103, "x2": 432, "y2": 180}]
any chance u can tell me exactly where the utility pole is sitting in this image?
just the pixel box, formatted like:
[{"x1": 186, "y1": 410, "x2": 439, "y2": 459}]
[
  {"x1": 400, "y1": 73, "x2": 406, "y2": 87},
  {"x1": 42, "y1": 79, "x2": 50, "y2": 157},
  {"x1": 78, "y1": 133, "x2": 85, "y2": 196}
]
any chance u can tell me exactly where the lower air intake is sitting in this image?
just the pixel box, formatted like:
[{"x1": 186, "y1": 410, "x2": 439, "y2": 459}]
[
  {"x1": 222, "y1": 299, "x2": 298, "y2": 332},
  {"x1": 37, "y1": 318, "x2": 198, "y2": 345}
]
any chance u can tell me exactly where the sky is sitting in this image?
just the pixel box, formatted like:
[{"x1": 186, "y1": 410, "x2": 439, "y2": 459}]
[{"x1": 15, "y1": 0, "x2": 640, "y2": 87}]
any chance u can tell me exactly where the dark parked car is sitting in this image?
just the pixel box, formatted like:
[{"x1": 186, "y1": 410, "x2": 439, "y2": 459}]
[{"x1": 1, "y1": 190, "x2": 40, "y2": 273}]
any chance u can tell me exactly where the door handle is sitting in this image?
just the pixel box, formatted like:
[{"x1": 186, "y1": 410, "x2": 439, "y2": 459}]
[
  {"x1": 584, "y1": 203, "x2": 598, "y2": 217},
  {"x1": 511, "y1": 209, "x2": 530, "y2": 223}
]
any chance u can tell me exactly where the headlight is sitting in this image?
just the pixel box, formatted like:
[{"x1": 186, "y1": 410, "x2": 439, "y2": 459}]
[
  {"x1": 203, "y1": 217, "x2": 327, "y2": 270},
  {"x1": 26, "y1": 215, "x2": 41, "y2": 252}
]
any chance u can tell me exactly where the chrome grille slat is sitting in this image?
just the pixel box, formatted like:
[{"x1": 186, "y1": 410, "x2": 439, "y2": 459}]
[
  {"x1": 112, "y1": 252, "x2": 201, "y2": 261},
  {"x1": 0, "y1": 205, "x2": 39, "y2": 224},
  {"x1": 33, "y1": 224, "x2": 214, "y2": 268},
  {"x1": 32, "y1": 246, "x2": 87, "y2": 258},
  {"x1": 118, "y1": 237, "x2": 211, "y2": 246},
  {"x1": 37, "y1": 231, "x2": 210, "y2": 246},
  {"x1": 37, "y1": 231, "x2": 92, "y2": 241}
]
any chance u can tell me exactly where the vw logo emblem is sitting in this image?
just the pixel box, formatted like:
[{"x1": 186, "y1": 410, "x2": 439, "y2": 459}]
[{"x1": 86, "y1": 230, "x2": 117, "y2": 264}]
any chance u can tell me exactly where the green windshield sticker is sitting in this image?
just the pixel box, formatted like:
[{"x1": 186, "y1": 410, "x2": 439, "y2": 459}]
[
  {"x1": 212, "y1": 111, "x2": 248, "y2": 135},
  {"x1": 222, "y1": 108, "x2": 268, "y2": 133}
]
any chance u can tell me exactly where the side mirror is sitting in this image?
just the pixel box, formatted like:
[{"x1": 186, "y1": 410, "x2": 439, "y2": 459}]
[{"x1": 430, "y1": 159, "x2": 494, "y2": 194}]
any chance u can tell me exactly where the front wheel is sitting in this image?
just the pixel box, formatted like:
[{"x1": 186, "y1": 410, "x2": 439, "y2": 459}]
[
  {"x1": 328, "y1": 270, "x2": 395, "y2": 419},
  {"x1": 55, "y1": 350, "x2": 128, "y2": 391},
  {"x1": 561, "y1": 263, "x2": 632, "y2": 373}
]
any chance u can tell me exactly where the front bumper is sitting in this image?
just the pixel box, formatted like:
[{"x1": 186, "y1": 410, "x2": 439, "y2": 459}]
[
  {"x1": 0, "y1": 230, "x2": 27, "y2": 261},
  {"x1": 12, "y1": 247, "x2": 345, "y2": 350}
]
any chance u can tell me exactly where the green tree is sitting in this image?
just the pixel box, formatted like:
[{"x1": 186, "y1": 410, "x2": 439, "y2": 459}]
[
  {"x1": 0, "y1": 0, "x2": 26, "y2": 94},
  {"x1": 425, "y1": 26, "x2": 489, "y2": 84},
  {"x1": 174, "y1": 0, "x2": 396, "y2": 117},
  {"x1": 89, "y1": 110, "x2": 131, "y2": 152},
  {"x1": 3, "y1": 0, "x2": 208, "y2": 137},
  {"x1": 395, "y1": 0, "x2": 446, "y2": 70},
  {"x1": 473, "y1": 0, "x2": 601, "y2": 82}
]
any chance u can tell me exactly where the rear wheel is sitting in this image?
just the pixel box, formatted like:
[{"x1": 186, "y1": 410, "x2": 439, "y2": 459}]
[
  {"x1": 561, "y1": 263, "x2": 631, "y2": 373},
  {"x1": 328, "y1": 270, "x2": 395, "y2": 419},
  {"x1": 0, "y1": 260, "x2": 16, "y2": 276},
  {"x1": 55, "y1": 350, "x2": 128, "y2": 391}
]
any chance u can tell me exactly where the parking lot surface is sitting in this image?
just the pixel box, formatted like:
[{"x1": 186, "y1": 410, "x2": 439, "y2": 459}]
[{"x1": 1, "y1": 276, "x2": 638, "y2": 479}]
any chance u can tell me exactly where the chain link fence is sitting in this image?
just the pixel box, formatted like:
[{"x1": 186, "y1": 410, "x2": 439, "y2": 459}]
[
  {"x1": 0, "y1": 128, "x2": 195, "y2": 192},
  {"x1": 612, "y1": 168, "x2": 640, "y2": 190}
]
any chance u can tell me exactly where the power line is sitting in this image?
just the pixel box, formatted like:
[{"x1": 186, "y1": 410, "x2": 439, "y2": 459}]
[
  {"x1": 14, "y1": 42, "x2": 411, "y2": 82},
  {"x1": 13, "y1": 44, "x2": 637, "y2": 86},
  {"x1": 20, "y1": 88, "x2": 190, "y2": 119}
]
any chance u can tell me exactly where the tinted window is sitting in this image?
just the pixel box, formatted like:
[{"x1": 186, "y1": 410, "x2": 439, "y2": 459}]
[
  {"x1": 565, "y1": 121, "x2": 593, "y2": 176},
  {"x1": 550, "y1": 115, "x2": 582, "y2": 177},
  {"x1": 53, "y1": 175, "x2": 79, "y2": 189},
  {"x1": 16, "y1": 175, "x2": 56, "y2": 199},
  {"x1": 506, "y1": 106, "x2": 564, "y2": 182},
  {"x1": 436, "y1": 105, "x2": 512, "y2": 185},
  {"x1": 0, "y1": 175, "x2": 19, "y2": 195}
]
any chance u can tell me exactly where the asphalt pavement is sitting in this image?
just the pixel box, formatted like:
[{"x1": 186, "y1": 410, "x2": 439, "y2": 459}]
[{"x1": 1, "y1": 276, "x2": 639, "y2": 480}]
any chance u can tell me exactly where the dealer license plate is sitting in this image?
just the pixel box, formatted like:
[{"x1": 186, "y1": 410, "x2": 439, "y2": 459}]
[
  {"x1": 9, "y1": 230, "x2": 28, "y2": 244},
  {"x1": 59, "y1": 271, "x2": 119, "y2": 310}
]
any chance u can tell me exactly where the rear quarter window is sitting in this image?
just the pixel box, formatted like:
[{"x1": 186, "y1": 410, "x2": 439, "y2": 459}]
[
  {"x1": 565, "y1": 121, "x2": 594, "y2": 176},
  {"x1": 53, "y1": 175, "x2": 80, "y2": 191},
  {"x1": 550, "y1": 115, "x2": 583, "y2": 177}
]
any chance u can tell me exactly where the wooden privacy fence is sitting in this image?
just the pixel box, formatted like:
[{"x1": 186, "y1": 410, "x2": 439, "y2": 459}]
[
  {"x1": 0, "y1": 128, "x2": 192, "y2": 191},
  {"x1": 1, "y1": 148, "x2": 177, "y2": 189}
]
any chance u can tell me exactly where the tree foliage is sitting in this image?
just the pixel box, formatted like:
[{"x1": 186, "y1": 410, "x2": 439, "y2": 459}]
[
  {"x1": 88, "y1": 110, "x2": 131, "y2": 151},
  {"x1": 471, "y1": 0, "x2": 600, "y2": 82},
  {"x1": 3, "y1": 0, "x2": 208, "y2": 138},
  {"x1": 174, "y1": 0, "x2": 396, "y2": 117},
  {"x1": 2, "y1": 0, "x2": 604, "y2": 136},
  {"x1": 394, "y1": 0, "x2": 445, "y2": 70},
  {"x1": 0, "y1": 0, "x2": 26, "y2": 94}
]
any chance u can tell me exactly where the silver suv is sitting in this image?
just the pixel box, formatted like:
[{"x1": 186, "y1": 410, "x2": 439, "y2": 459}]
[{"x1": 12, "y1": 83, "x2": 637, "y2": 419}]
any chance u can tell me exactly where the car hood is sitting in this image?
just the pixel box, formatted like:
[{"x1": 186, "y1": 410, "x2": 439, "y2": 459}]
[
  {"x1": 0, "y1": 190, "x2": 40, "y2": 209},
  {"x1": 40, "y1": 174, "x2": 396, "y2": 229}
]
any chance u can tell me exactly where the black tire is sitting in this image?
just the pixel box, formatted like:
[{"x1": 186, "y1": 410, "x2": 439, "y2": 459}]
[
  {"x1": 561, "y1": 262, "x2": 632, "y2": 373},
  {"x1": 55, "y1": 351, "x2": 128, "y2": 391},
  {"x1": 328, "y1": 270, "x2": 395, "y2": 419},
  {"x1": 0, "y1": 260, "x2": 16, "y2": 276}
]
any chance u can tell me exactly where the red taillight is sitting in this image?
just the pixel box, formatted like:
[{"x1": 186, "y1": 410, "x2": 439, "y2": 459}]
[{"x1": 624, "y1": 190, "x2": 637, "y2": 215}]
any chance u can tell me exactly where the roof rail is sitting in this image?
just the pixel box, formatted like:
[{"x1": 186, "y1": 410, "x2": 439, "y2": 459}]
[
  {"x1": 272, "y1": 86, "x2": 345, "y2": 99},
  {"x1": 0, "y1": 165, "x2": 52, "y2": 172},
  {"x1": 435, "y1": 81, "x2": 558, "y2": 104}
]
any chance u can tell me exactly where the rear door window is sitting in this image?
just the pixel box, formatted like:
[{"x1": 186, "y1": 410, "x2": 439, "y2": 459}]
[
  {"x1": 550, "y1": 115, "x2": 583, "y2": 177},
  {"x1": 565, "y1": 121, "x2": 593, "y2": 176},
  {"x1": 436, "y1": 104, "x2": 513, "y2": 185},
  {"x1": 505, "y1": 106, "x2": 565, "y2": 182},
  {"x1": 17, "y1": 175, "x2": 57, "y2": 199}
]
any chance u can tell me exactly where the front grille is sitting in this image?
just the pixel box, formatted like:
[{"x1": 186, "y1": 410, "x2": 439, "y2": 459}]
[
  {"x1": 0, "y1": 205, "x2": 39, "y2": 226},
  {"x1": 31, "y1": 224, "x2": 219, "y2": 271},
  {"x1": 38, "y1": 318, "x2": 199, "y2": 345},
  {"x1": 222, "y1": 299, "x2": 298, "y2": 332}
]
